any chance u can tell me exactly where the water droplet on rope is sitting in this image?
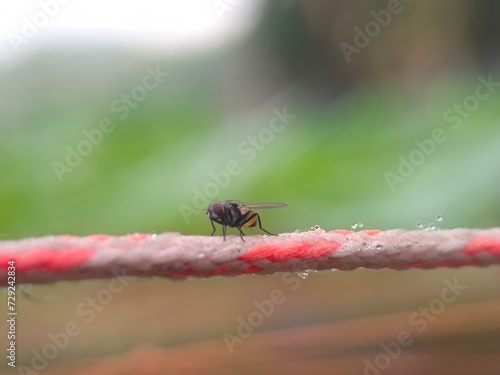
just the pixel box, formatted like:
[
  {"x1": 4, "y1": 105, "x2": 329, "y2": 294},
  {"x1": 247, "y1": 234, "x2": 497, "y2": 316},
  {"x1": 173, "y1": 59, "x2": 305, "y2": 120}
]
[
  {"x1": 351, "y1": 222, "x2": 363, "y2": 230},
  {"x1": 294, "y1": 229, "x2": 301, "y2": 234},
  {"x1": 311, "y1": 225, "x2": 322, "y2": 231},
  {"x1": 375, "y1": 244, "x2": 383, "y2": 250},
  {"x1": 435, "y1": 214, "x2": 444, "y2": 222},
  {"x1": 416, "y1": 222, "x2": 424, "y2": 229},
  {"x1": 297, "y1": 271, "x2": 309, "y2": 279}
]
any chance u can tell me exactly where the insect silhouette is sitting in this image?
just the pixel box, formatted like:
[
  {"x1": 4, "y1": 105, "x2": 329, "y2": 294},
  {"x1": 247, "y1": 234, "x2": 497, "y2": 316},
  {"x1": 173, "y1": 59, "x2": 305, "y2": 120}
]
[{"x1": 207, "y1": 200, "x2": 287, "y2": 241}]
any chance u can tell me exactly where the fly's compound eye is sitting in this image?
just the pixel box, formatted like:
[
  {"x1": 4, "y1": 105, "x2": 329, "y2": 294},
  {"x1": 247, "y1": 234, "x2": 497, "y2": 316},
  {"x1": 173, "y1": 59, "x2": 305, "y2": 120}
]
[{"x1": 208, "y1": 201, "x2": 224, "y2": 219}]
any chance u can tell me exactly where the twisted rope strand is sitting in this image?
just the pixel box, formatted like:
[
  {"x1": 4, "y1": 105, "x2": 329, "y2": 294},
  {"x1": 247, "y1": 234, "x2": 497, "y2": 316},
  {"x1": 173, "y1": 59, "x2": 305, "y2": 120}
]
[{"x1": 1, "y1": 228, "x2": 500, "y2": 285}]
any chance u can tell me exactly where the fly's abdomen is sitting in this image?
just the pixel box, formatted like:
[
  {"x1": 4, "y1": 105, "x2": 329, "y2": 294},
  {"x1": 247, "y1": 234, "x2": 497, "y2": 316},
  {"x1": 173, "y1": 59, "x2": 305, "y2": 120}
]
[{"x1": 242, "y1": 213, "x2": 257, "y2": 227}]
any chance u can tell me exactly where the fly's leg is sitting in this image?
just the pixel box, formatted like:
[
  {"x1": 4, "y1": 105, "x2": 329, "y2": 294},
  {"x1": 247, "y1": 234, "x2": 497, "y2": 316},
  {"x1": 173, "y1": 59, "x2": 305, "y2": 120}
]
[
  {"x1": 210, "y1": 220, "x2": 217, "y2": 236},
  {"x1": 237, "y1": 227, "x2": 246, "y2": 242},
  {"x1": 255, "y1": 213, "x2": 276, "y2": 236}
]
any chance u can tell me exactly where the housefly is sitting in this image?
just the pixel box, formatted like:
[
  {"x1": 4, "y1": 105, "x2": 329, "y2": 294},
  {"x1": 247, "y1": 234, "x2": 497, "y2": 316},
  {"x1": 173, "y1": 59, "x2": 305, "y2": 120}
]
[{"x1": 207, "y1": 200, "x2": 286, "y2": 240}]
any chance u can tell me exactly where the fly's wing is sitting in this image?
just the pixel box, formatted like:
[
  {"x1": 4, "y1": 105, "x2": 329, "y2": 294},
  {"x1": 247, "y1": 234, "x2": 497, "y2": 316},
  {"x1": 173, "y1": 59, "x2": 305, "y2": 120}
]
[{"x1": 243, "y1": 203, "x2": 287, "y2": 209}]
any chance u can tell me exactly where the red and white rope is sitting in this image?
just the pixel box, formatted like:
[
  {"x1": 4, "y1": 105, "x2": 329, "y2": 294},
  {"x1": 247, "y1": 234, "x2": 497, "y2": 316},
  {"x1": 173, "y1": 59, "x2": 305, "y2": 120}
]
[{"x1": 1, "y1": 228, "x2": 500, "y2": 285}]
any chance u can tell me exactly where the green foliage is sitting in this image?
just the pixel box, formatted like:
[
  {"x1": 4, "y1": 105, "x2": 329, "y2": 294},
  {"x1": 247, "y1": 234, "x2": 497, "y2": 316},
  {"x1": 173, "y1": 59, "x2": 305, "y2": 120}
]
[{"x1": 1, "y1": 51, "x2": 499, "y2": 238}]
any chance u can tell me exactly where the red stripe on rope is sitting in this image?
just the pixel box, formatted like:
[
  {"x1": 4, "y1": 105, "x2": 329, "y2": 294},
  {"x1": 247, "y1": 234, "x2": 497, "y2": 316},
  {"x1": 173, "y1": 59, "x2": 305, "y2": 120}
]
[
  {"x1": 237, "y1": 229, "x2": 379, "y2": 262},
  {"x1": 462, "y1": 237, "x2": 500, "y2": 255},
  {"x1": 239, "y1": 240, "x2": 341, "y2": 262},
  {"x1": 0, "y1": 247, "x2": 95, "y2": 272}
]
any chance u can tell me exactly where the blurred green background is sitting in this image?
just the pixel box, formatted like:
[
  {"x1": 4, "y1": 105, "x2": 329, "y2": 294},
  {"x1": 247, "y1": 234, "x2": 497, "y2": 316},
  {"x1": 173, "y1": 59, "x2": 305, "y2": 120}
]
[{"x1": 1, "y1": 1, "x2": 500, "y2": 374}]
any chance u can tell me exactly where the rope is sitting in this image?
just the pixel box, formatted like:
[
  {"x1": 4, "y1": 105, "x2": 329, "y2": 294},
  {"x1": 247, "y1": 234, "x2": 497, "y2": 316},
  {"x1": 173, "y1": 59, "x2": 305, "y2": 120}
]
[{"x1": 1, "y1": 228, "x2": 500, "y2": 285}]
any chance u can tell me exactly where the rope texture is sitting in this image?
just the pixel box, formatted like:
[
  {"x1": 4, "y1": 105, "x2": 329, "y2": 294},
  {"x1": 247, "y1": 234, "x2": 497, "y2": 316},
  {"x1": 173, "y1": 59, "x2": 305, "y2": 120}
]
[{"x1": 1, "y1": 228, "x2": 500, "y2": 285}]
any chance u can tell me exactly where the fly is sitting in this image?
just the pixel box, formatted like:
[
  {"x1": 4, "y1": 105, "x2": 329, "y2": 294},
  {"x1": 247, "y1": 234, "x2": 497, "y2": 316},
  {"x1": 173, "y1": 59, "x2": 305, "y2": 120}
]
[{"x1": 207, "y1": 200, "x2": 286, "y2": 241}]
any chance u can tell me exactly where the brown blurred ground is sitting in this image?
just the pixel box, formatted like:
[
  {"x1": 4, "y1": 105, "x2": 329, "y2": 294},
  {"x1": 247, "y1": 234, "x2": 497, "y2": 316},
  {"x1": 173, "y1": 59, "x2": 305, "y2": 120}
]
[{"x1": 4, "y1": 266, "x2": 500, "y2": 374}]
